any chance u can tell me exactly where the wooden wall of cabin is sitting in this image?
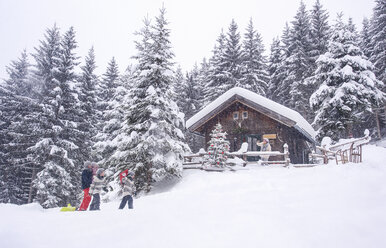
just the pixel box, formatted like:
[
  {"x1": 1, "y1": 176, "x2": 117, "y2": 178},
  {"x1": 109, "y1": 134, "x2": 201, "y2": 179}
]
[{"x1": 199, "y1": 101, "x2": 310, "y2": 164}]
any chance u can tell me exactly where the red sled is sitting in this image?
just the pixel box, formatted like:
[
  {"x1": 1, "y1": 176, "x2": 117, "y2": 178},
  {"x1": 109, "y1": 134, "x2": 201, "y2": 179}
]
[{"x1": 119, "y1": 169, "x2": 129, "y2": 184}]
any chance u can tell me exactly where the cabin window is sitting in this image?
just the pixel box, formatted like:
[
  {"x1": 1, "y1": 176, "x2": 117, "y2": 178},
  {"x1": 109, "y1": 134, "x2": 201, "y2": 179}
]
[
  {"x1": 233, "y1": 112, "x2": 239, "y2": 120},
  {"x1": 242, "y1": 111, "x2": 248, "y2": 119}
]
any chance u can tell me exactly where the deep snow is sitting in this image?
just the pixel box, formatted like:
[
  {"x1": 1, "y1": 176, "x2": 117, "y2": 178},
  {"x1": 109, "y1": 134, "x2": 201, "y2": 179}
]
[{"x1": 1, "y1": 144, "x2": 386, "y2": 248}]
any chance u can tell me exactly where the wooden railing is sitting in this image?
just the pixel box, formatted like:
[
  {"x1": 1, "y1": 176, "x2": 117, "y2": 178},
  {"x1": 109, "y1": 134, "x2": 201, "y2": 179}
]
[
  {"x1": 183, "y1": 143, "x2": 290, "y2": 169},
  {"x1": 229, "y1": 143, "x2": 290, "y2": 167},
  {"x1": 310, "y1": 133, "x2": 371, "y2": 165}
]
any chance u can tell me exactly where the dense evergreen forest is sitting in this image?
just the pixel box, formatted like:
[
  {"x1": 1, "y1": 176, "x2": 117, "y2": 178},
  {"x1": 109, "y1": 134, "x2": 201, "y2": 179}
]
[{"x1": 0, "y1": 0, "x2": 385, "y2": 207}]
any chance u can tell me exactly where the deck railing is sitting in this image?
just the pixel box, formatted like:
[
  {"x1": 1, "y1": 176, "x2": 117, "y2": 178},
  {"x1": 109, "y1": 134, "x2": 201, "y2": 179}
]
[
  {"x1": 310, "y1": 132, "x2": 371, "y2": 165},
  {"x1": 183, "y1": 143, "x2": 290, "y2": 169}
]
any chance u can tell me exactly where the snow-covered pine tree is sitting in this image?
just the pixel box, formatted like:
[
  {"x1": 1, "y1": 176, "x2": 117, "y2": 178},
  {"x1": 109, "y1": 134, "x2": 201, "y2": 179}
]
[
  {"x1": 287, "y1": 1, "x2": 314, "y2": 120},
  {"x1": 0, "y1": 83, "x2": 8, "y2": 203},
  {"x1": 360, "y1": 18, "x2": 372, "y2": 60},
  {"x1": 184, "y1": 66, "x2": 201, "y2": 119},
  {"x1": 310, "y1": 15, "x2": 385, "y2": 141},
  {"x1": 30, "y1": 25, "x2": 79, "y2": 208},
  {"x1": 270, "y1": 23, "x2": 291, "y2": 105},
  {"x1": 172, "y1": 66, "x2": 185, "y2": 104},
  {"x1": 204, "y1": 123, "x2": 230, "y2": 168},
  {"x1": 173, "y1": 65, "x2": 200, "y2": 121},
  {"x1": 100, "y1": 57, "x2": 120, "y2": 103},
  {"x1": 0, "y1": 81, "x2": 14, "y2": 203},
  {"x1": 204, "y1": 20, "x2": 243, "y2": 105},
  {"x1": 0, "y1": 50, "x2": 40, "y2": 204},
  {"x1": 196, "y1": 58, "x2": 210, "y2": 110},
  {"x1": 240, "y1": 18, "x2": 269, "y2": 96},
  {"x1": 369, "y1": 0, "x2": 386, "y2": 84},
  {"x1": 309, "y1": 0, "x2": 330, "y2": 64},
  {"x1": 179, "y1": 65, "x2": 204, "y2": 153},
  {"x1": 347, "y1": 17, "x2": 359, "y2": 39},
  {"x1": 79, "y1": 47, "x2": 99, "y2": 162},
  {"x1": 106, "y1": 8, "x2": 189, "y2": 192},
  {"x1": 267, "y1": 37, "x2": 285, "y2": 99},
  {"x1": 57, "y1": 27, "x2": 85, "y2": 180},
  {"x1": 93, "y1": 57, "x2": 125, "y2": 165},
  {"x1": 223, "y1": 19, "x2": 243, "y2": 90},
  {"x1": 203, "y1": 30, "x2": 228, "y2": 105},
  {"x1": 0, "y1": 84, "x2": 7, "y2": 203},
  {"x1": 281, "y1": 22, "x2": 292, "y2": 59}
]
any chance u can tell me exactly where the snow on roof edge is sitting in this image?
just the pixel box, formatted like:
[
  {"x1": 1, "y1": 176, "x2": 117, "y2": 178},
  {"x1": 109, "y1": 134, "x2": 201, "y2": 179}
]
[{"x1": 186, "y1": 87, "x2": 316, "y2": 141}]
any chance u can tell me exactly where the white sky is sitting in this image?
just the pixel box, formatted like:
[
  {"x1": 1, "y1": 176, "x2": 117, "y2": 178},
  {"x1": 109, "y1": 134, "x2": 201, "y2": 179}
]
[{"x1": 0, "y1": 0, "x2": 375, "y2": 80}]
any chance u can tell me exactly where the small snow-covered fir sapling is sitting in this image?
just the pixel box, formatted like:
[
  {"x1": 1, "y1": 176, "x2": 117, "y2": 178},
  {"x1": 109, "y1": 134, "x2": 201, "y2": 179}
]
[{"x1": 204, "y1": 123, "x2": 230, "y2": 168}]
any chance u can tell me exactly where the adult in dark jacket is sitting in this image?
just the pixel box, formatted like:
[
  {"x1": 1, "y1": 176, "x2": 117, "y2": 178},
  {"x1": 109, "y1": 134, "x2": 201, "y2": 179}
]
[{"x1": 78, "y1": 162, "x2": 94, "y2": 210}]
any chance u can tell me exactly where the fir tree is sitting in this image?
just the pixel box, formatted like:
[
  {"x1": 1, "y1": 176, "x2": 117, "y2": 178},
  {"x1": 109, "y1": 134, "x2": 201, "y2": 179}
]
[
  {"x1": 184, "y1": 66, "x2": 201, "y2": 119},
  {"x1": 267, "y1": 37, "x2": 284, "y2": 99},
  {"x1": 270, "y1": 23, "x2": 291, "y2": 105},
  {"x1": 347, "y1": 17, "x2": 359, "y2": 38},
  {"x1": 79, "y1": 47, "x2": 99, "y2": 161},
  {"x1": 204, "y1": 20, "x2": 243, "y2": 104},
  {"x1": 204, "y1": 30, "x2": 228, "y2": 105},
  {"x1": 223, "y1": 19, "x2": 243, "y2": 89},
  {"x1": 309, "y1": 0, "x2": 330, "y2": 63},
  {"x1": 173, "y1": 66, "x2": 185, "y2": 104},
  {"x1": 30, "y1": 25, "x2": 79, "y2": 208},
  {"x1": 204, "y1": 123, "x2": 230, "y2": 168},
  {"x1": 196, "y1": 58, "x2": 209, "y2": 110},
  {"x1": 287, "y1": 1, "x2": 314, "y2": 120},
  {"x1": 174, "y1": 65, "x2": 203, "y2": 152},
  {"x1": 240, "y1": 19, "x2": 269, "y2": 95},
  {"x1": 360, "y1": 18, "x2": 372, "y2": 59},
  {"x1": 93, "y1": 57, "x2": 124, "y2": 165},
  {"x1": 106, "y1": 8, "x2": 189, "y2": 192},
  {"x1": 0, "y1": 84, "x2": 9, "y2": 203},
  {"x1": 100, "y1": 57, "x2": 120, "y2": 102},
  {"x1": 369, "y1": 0, "x2": 386, "y2": 83},
  {"x1": 57, "y1": 27, "x2": 85, "y2": 175},
  {"x1": 174, "y1": 65, "x2": 200, "y2": 120},
  {"x1": 0, "y1": 51, "x2": 40, "y2": 204},
  {"x1": 310, "y1": 16, "x2": 385, "y2": 141}
]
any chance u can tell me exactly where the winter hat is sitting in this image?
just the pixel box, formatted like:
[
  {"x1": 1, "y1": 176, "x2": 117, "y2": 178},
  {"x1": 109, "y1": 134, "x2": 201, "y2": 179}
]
[
  {"x1": 263, "y1": 138, "x2": 269, "y2": 143},
  {"x1": 126, "y1": 171, "x2": 135, "y2": 179},
  {"x1": 90, "y1": 162, "x2": 98, "y2": 168},
  {"x1": 96, "y1": 168, "x2": 105, "y2": 176},
  {"x1": 84, "y1": 161, "x2": 92, "y2": 168}
]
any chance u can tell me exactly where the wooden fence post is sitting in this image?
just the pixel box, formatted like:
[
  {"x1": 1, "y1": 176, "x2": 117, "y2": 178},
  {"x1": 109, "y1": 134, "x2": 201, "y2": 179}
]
[{"x1": 284, "y1": 143, "x2": 289, "y2": 167}]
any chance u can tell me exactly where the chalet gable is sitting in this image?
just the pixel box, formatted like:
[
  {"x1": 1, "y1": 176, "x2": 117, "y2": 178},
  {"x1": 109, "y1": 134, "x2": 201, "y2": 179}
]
[{"x1": 186, "y1": 87, "x2": 316, "y2": 143}]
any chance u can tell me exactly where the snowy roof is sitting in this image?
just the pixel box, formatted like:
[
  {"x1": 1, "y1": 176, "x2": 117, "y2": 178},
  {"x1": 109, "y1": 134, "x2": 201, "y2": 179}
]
[{"x1": 186, "y1": 87, "x2": 316, "y2": 142}]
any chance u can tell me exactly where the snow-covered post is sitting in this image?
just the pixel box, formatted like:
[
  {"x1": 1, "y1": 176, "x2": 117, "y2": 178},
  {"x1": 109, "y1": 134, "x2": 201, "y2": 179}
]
[{"x1": 283, "y1": 143, "x2": 290, "y2": 167}]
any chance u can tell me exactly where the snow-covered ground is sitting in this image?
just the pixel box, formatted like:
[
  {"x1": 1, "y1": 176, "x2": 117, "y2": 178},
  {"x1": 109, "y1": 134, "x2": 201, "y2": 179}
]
[{"x1": 1, "y1": 144, "x2": 386, "y2": 248}]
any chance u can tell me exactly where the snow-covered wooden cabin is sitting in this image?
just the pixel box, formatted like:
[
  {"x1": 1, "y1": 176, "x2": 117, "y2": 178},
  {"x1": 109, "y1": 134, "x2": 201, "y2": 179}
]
[{"x1": 186, "y1": 87, "x2": 316, "y2": 164}]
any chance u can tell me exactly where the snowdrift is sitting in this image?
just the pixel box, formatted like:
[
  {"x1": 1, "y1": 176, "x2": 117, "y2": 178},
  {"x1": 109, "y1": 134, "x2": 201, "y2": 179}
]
[{"x1": 1, "y1": 144, "x2": 386, "y2": 248}]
